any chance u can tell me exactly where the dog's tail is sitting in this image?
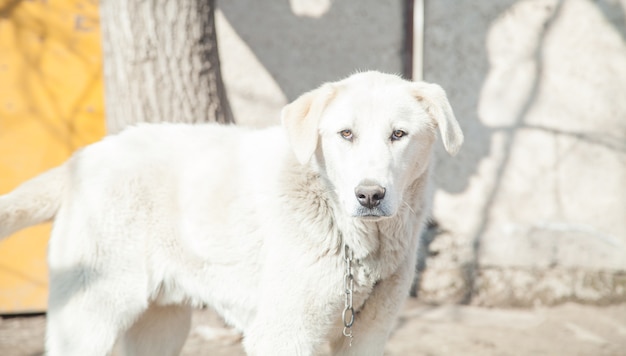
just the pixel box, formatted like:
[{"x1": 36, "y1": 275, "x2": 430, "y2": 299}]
[{"x1": 0, "y1": 162, "x2": 69, "y2": 239}]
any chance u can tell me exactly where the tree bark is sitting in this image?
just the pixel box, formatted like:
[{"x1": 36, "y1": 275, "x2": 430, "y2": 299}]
[{"x1": 100, "y1": 0, "x2": 233, "y2": 134}]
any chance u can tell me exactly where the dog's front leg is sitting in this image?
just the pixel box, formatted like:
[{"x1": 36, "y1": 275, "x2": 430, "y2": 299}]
[
  {"x1": 244, "y1": 289, "x2": 339, "y2": 355},
  {"x1": 243, "y1": 253, "x2": 341, "y2": 356},
  {"x1": 330, "y1": 252, "x2": 416, "y2": 356}
]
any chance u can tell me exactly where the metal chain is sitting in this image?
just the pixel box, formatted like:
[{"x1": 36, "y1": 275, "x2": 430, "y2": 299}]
[{"x1": 342, "y1": 244, "x2": 354, "y2": 346}]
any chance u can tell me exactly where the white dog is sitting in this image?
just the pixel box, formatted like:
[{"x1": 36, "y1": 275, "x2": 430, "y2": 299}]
[{"x1": 0, "y1": 71, "x2": 462, "y2": 356}]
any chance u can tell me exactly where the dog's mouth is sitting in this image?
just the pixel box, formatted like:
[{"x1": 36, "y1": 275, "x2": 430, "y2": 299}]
[{"x1": 353, "y1": 206, "x2": 391, "y2": 219}]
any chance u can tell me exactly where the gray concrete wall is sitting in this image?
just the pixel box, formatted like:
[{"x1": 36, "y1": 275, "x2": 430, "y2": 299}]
[
  {"x1": 422, "y1": 0, "x2": 626, "y2": 306},
  {"x1": 216, "y1": 0, "x2": 626, "y2": 306}
]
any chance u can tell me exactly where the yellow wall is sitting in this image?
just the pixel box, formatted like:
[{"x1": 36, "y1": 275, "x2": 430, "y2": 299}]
[{"x1": 0, "y1": 0, "x2": 105, "y2": 313}]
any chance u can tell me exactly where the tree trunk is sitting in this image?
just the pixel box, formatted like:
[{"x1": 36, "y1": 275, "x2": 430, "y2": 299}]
[{"x1": 100, "y1": 0, "x2": 233, "y2": 134}]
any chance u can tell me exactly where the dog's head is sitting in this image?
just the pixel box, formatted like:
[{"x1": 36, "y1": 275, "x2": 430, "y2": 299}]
[{"x1": 282, "y1": 71, "x2": 463, "y2": 219}]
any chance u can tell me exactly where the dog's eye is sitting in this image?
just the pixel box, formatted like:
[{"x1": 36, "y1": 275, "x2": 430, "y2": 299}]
[
  {"x1": 391, "y1": 130, "x2": 407, "y2": 141},
  {"x1": 339, "y1": 129, "x2": 353, "y2": 141}
]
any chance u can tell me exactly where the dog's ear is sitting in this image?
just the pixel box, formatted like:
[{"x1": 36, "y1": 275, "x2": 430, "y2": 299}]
[
  {"x1": 411, "y1": 82, "x2": 464, "y2": 156},
  {"x1": 281, "y1": 84, "x2": 335, "y2": 165}
]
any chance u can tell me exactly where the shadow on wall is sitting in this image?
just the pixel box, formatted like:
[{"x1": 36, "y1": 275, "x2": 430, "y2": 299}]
[
  {"x1": 422, "y1": 0, "x2": 511, "y2": 196},
  {"x1": 218, "y1": 0, "x2": 406, "y2": 102},
  {"x1": 596, "y1": 0, "x2": 626, "y2": 41}
]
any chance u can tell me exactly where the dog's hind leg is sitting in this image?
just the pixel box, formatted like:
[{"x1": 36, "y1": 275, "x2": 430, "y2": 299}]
[
  {"x1": 45, "y1": 271, "x2": 148, "y2": 356},
  {"x1": 45, "y1": 296, "x2": 145, "y2": 356},
  {"x1": 116, "y1": 304, "x2": 192, "y2": 356}
]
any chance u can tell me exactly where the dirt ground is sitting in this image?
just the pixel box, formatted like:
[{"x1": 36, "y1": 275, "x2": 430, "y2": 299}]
[{"x1": 1, "y1": 299, "x2": 625, "y2": 356}]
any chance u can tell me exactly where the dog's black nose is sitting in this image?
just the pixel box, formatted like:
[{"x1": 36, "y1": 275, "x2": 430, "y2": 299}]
[{"x1": 355, "y1": 184, "x2": 386, "y2": 209}]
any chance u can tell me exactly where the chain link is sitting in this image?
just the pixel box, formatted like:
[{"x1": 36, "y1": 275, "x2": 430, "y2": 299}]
[{"x1": 342, "y1": 244, "x2": 354, "y2": 346}]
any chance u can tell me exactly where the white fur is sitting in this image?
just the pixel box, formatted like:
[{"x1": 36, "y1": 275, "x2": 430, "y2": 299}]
[{"x1": 0, "y1": 71, "x2": 462, "y2": 356}]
